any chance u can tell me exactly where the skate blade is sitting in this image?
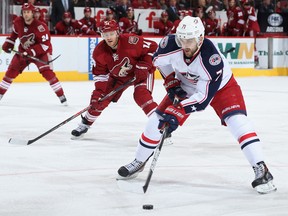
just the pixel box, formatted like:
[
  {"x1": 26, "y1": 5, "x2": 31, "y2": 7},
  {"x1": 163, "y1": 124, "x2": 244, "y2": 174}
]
[
  {"x1": 70, "y1": 134, "x2": 85, "y2": 140},
  {"x1": 164, "y1": 137, "x2": 173, "y2": 146},
  {"x1": 256, "y1": 181, "x2": 277, "y2": 194}
]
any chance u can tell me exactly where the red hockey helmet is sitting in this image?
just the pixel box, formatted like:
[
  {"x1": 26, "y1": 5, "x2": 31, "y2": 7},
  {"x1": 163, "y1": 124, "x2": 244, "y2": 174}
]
[
  {"x1": 63, "y1": 12, "x2": 72, "y2": 19},
  {"x1": 106, "y1": 9, "x2": 113, "y2": 16},
  {"x1": 22, "y1": 3, "x2": 35, "y2": 12},
  {"x1": 161, "y1": 11, "x2": 168, "y2": 18},
  {"x1": 34, "y1": 7, "x2": 41, "y2": 13},
  {"x1": 100, "y1": 20, "x2": 119, "y2": 33},
  {"x1": 84, "y1": 7, "x2": 91, "y2": 13}
]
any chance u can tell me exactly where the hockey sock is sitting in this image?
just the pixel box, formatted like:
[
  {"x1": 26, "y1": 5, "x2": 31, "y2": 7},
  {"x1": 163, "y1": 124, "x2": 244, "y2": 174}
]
[{"x1": 225, "y1": 114, "x2": 264, "y2": 166}]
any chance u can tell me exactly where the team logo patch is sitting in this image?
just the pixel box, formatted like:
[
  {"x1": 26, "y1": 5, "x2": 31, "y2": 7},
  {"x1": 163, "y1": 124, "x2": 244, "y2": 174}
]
[
  {"x1": 209, "y1": 54, "x2": 221, "y2": 66},
  {"x1": 38, "y1": 24, "x2": 45, "y2": 32},
  {"x1": 160, "y1": 36, "x2": 168, "y2": 49},
  {"x1": 128, "y1": 36, "x2": 139, "y2": 44}
]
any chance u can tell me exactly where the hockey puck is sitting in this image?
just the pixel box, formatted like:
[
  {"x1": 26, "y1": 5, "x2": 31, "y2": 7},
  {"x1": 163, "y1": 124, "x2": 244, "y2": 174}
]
[{"x1": 143, "y1": 204, "x2": 153, "y2": 210}]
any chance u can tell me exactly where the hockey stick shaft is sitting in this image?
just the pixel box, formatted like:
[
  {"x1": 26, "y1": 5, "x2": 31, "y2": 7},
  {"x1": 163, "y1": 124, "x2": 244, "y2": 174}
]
[
  {"x1": 9, "y1": 77, "x2": 136, "y2": 145},
  {"x1": 12, "y1": 50, "x2": 61, "y2": 65},
  {"x1": 142, "y1": 126, "x2": 169, "y2": 193},
  {"x1": 142, "y1": 97, "x2": 179, "y2": 193}
]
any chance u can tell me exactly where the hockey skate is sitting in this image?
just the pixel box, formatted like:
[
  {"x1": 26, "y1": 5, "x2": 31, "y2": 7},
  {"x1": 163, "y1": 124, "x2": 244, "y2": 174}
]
[
  {"x1": 0, "y1": 94, "x2": 3, "y2": 100},
  {"x1": 117, "y1": 159, "x2": 148, "y2": 180},
  {"x1": 59, "y1": 95, "x2": 68, "y2": 106},
  {"x1": 251, "y1": 161, "x2": 277, "y2": 194},
  {"x1": 71, "y1": 117, "x2": 90, "y2": 139}
]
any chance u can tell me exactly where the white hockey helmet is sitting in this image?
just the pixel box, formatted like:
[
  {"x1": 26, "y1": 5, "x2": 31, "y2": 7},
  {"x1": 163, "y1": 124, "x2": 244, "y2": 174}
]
[{"x1": 176, "y1": 16, "x2": 205, "y2": 45}]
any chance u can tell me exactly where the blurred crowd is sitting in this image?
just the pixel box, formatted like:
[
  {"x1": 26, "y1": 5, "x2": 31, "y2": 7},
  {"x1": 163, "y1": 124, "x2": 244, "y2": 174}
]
[{"x1": 11, "y1": 0, "x2": 288, "y2": 37}]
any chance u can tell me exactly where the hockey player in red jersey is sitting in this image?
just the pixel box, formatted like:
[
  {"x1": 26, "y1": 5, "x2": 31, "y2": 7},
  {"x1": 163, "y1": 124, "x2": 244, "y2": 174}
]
[
  {"x1": 240, "y1": 0, "x2": 261, "y2": 67},
  {"x1": 119, "y1": 7, "x2": 142, "y2": 35},
  {"x1": 118, "y1": 16, "x2": 276, "y2": 194},
  {"x1": 224, "y1": 0, "x2": 245, "y2": 36},
  {"x1": 0, "y1": 3, "x2": 67, "y2": 105},
  {"x1": 71, "y1": 20, "x2": 158, "y2": 139},
  {"x1": 55, "y1": 12, "x2": 96, "y2": 36},
  {"x1": 205, "y1": 6, "x2": 221, "y2": 36},
  {"x1": 153, "y1": 11, "x2": 174, "y2": 36},
  {"x1": 79, "y1": 7, "x2": 97, "y2": 32}
]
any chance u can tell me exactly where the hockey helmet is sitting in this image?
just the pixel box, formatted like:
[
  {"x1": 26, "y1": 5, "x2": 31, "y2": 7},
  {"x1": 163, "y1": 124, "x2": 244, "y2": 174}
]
[
  {"x1": 100, "y1": 20, "x2": 119, "y2": 33},
  {"x1": 161, "y1": 11, "x2": 169, "y2": 18},
  {"x1": 84, "y1": 7, "x2": 91, "y2": 13},
  {"x1": 63, "y1": 12, "x2": 72, "y2": 19},
  {"x1": 22, "y1": 3, "x2": 35, "y2": 12},
  {"x1": 176, "y1": 16, "x2": 205, "y2": 40},
  {"x1": 106, "y1": 9, "x2": 114, "y2": 16}
]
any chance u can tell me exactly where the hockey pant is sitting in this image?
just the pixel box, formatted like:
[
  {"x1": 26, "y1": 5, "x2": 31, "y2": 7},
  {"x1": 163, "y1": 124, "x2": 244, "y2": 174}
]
[{"x1": 0, "y1": 53, "x2": 64, "y2": 97}]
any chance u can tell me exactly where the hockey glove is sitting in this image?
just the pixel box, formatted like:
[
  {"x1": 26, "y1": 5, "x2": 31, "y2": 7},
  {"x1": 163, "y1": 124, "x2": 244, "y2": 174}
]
[
  {"x1": 134, "y1": 62, "x2": 149, "y2": 84},
  {"x1": 90, "y1": 90, "x2": 105, "y2": 111},
  {"x1": 164, "y1": 72, "x2": 187, "y2": 101},
  {"x1": 2, "y1": 39, "x2": 15, "y2": 53},
  {"x1": 22, "y1": 49, "x2": 35, "y2": 57},
  {"x1": 158, "y1": 104, "x2": 186, "y2": 134}
]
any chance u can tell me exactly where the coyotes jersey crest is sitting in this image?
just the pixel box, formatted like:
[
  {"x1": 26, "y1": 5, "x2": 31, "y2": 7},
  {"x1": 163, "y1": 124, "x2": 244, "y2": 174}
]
[
  {"x1": 110, "y1": 57, "x2": 132, "y2": 77},
  {"x1": 20, "y1": 33, "x2": 35, "y2": 49}
]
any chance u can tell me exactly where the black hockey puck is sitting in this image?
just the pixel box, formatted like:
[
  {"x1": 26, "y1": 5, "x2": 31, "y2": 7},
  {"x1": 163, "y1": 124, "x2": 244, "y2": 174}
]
[{"x1": 143, "y1": 204, "x2": 153, "y2": 210}]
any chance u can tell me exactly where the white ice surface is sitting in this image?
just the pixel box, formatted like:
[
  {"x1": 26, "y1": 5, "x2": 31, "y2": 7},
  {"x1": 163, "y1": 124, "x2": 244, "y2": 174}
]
[{"x1": 0, "y1": 77, "x2": 287, "y2": 216}]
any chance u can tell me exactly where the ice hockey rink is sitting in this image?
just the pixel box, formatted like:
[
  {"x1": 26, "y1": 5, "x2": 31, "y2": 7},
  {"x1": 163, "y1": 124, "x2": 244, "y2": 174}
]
[{"x1": 0, "y1": 76, "x2": 287, "y2": 216}]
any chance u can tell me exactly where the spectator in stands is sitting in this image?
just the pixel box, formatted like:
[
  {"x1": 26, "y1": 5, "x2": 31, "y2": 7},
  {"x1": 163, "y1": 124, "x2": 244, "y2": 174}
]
[
  {"x1": 258, "y1": 0, "x2": 274, "y2": 13},
  {"x1": 51, "y1": 0, "x2": 75, "y2": 30},
  {"x1": 132, "y1": 0, "x2": 148, "y2": 9},
  {"x1": 276, "y1": 0, "x2": 288, "y2": 13},
  {"x1": 116, "y1": 0, "x2": 131, "y2": 20},
  {"x1": 146, "y1": 0, "x2": 161, "y2": 9},
  {"x1": 119, "y1": 7, "x2": 142, "y2": 35},
  {"x1": 159, "y1": 0, "x2": 168, "y2": 10},
  {"x1": 101, "y1": 0, "x2": 116, "y2": 8},
  {"x1": 205, "y1": 6, "x2": 221, "y2": 36},
  {"x1": 206, "y1": 0, "x2": 226, "y2": 11},
  {"x1": 73, "y1": 0, "x2": 102, "y2": 7},
  {"x1": 153, "y1": 11, "x2": 173, "y2": 36},
  {"x1": 166, "y1": 0, "x2": 180, "y2": 22},
  {"x1": 223, "y1": 0, "x2": 245, "y2": 36},
  {"x1": 79, "y1": 7, "x2": 97, "y2": 31},
  {"x1": 54, "y1": 11, "x2": 96, "y2": 35},
  {"x1": 198, "y1": 0, "x2": 207, "y2": 11}
]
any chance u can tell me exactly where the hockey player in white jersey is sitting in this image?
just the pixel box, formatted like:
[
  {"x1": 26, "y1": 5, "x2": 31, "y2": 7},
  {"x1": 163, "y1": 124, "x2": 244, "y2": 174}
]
[{"x1": 117, "y1": 16, "x2": 276, "y2": 194}]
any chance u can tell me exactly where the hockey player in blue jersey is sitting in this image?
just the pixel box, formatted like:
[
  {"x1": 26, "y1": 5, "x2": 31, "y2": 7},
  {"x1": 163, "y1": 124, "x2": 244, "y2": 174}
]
[{"x1": 117, "y1": 16, "x2": 276, "y2": 194}]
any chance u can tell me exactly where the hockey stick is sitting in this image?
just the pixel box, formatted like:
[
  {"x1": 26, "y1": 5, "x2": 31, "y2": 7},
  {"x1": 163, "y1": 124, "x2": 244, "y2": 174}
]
[
  {"x1": 12, "y1": 50, "x2": 61, "y2": 65},
  {"x1": 8, "y1": 77, "x2": 136, "y2": 145},
  {"x1": 142, "y1": 125, "x2": 170, "y2": 193}
]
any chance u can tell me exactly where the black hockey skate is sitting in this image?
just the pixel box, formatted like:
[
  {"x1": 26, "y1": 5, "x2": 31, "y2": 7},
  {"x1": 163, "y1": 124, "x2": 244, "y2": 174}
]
[
  {"x1": 59, "y1": 95, "x2": 68, "y2": 106},
  {"x1": 251, "y1": 161, "x2": 277, "y2": 194},
  {"x1": 117, "y1": 159, "x2": 147, "y2": 180},
  {"x1": 117, "y1": 153, "x2": 153, "y2": 180},
  {"x1": 71, "y1": 116, "x2": 90, "y2": 139}
]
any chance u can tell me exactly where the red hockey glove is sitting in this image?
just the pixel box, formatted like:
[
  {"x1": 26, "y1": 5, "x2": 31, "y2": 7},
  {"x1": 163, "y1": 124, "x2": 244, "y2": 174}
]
[
  {"x1": 163, "y1": 72, "x2": 187, "y2": 101},
  {"x1": 2, "y1": 40, "x2": 15, "y2": 53},
  {"x1": 134, "y1": 62, "x2": 149, "y2": 84},
  {"x1": 158, "y1": 104, "x2": 186, "y2": 134},
  {"x1": 90, "y1": 90, "x2": 105, "y2": 111}
]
